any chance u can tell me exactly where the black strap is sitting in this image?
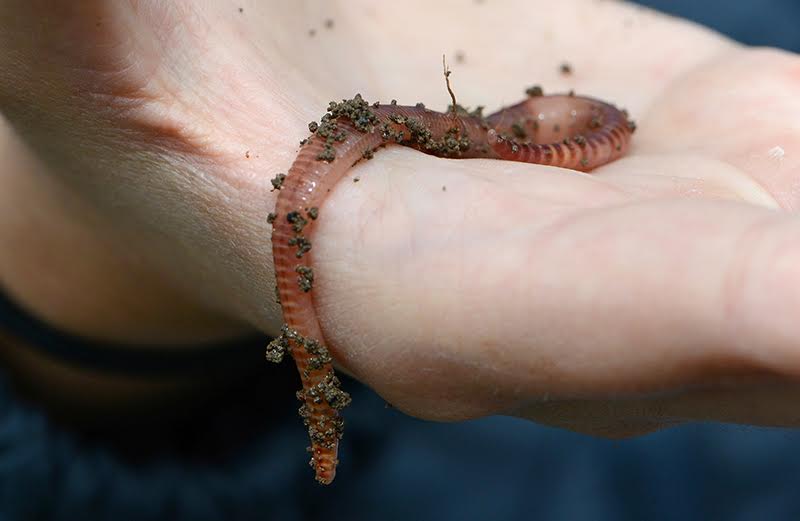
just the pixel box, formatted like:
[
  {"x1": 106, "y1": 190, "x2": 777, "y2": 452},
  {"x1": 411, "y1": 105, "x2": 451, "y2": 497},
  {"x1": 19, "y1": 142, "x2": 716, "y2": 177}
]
[{"x1": 0, "y1": 287, "x2": 267, "y2": 377}]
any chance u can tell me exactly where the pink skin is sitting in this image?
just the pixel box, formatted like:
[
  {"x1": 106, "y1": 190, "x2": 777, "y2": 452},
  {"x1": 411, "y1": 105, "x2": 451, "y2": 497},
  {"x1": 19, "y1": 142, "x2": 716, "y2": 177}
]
[{"x1": 271, "y1": 93, "x2": 634, "y2": 484}]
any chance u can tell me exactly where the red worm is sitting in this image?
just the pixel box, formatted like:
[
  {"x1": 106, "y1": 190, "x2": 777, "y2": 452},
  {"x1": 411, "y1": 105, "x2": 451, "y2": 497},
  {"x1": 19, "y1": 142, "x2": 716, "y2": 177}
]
[{"x1": 267, "y1": 89, "x2": 635, "y2": 485}]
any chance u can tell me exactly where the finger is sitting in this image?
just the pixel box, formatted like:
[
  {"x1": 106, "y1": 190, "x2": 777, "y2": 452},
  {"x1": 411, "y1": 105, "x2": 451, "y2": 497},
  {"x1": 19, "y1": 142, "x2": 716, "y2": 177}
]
[
  {"x1": 637, "y1": 47, "x2": 800, "y2": 209},
  {"x1": 312, "y1": 147, "x2": 800, "y2": 424}
]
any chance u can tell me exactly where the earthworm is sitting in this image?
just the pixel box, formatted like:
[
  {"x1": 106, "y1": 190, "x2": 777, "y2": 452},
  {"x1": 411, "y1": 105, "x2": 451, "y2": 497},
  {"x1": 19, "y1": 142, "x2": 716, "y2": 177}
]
[{"x1": 267, "y1": 88, "x2": 635, "y2": 485}]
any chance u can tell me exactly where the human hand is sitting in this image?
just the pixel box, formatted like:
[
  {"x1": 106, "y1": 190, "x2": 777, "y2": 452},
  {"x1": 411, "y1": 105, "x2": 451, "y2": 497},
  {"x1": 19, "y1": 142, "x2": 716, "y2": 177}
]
[{"x1": 2, "y1": 1, "x2": 800, "y2": 436}]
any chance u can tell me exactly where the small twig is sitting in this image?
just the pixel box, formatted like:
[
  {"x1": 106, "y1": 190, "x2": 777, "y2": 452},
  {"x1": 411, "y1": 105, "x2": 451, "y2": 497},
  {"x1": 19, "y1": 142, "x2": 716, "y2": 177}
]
[{"x1": 442, "y1": 54, "x2": 457, "y2": 115}]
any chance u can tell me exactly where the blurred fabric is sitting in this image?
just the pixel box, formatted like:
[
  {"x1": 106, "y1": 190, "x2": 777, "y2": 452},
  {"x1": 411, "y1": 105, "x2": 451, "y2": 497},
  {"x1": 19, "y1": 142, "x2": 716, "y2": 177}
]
[{"x1": 1, "y1": 2, "x2": 799, "y2": 520}]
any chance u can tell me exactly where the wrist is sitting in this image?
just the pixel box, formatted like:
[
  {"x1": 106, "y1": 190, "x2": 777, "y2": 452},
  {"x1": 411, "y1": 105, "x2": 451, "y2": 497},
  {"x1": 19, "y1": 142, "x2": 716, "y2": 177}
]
[{"x1": 0, "y1": 118, "x2": 250, "y2": 345}]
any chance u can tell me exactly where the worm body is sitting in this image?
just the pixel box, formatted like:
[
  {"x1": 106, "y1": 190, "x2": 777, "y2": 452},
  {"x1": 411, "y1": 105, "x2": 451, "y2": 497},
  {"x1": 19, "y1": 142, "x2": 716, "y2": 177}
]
[{"x1": 268, "y1": 90, "x2": 634, "y2": 484}]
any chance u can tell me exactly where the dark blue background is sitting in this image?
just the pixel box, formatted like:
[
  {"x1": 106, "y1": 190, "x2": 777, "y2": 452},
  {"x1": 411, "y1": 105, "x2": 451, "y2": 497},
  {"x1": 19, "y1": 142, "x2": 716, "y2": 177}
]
[
  {"x1": 2, "y1": 2, "x2": 799, "y2": 520},
  {"x1": 636, "y1": 0, "x2": 800, "y2": 52}
]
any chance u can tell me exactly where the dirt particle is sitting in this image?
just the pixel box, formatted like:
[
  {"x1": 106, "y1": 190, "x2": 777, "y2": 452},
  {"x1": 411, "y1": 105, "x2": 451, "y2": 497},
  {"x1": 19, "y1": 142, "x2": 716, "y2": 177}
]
[
  {"x1": 317, "y1": 143, "x2": 336, "y2": 162},
  {"x1": 288, "y1": 236, "x2": 312, "y2": 258},
  {"x1": 270, "y1": 173, "x2": 286, "y2": 191},
  {"x1": 303, "y1": 340, "x2": 332, "y2": 371},
  {"x1": 559, "y1": 62, "x2": 573, "y2": 75},
  {"x1": 238, "y1": 7, "x2": 243, "y2": 13},
  {"x1": 296, "y1": 265, "x2": 314, "y2": 292},
  {"x1": 309, "y1": 372, "x2": 351, "y2": 411},
  {"x1": 322, "y1": 93, "x2": 379, "y2": 133},
  {"x1": 397, "y1": 116, "x2": 470, "y2": 157},
  {"x1": 381, "y1": 122, "x2": 404, "y2": 143},
  {"x1": 265, "y1": 333, "x2": 290, "y2": 363},
  {"x1": 307, "y1": 207, "x2": 319, "y2": 220},
  {"x1": 324, "y1": 18, "x2": 334, "y2": 29},
  {"x1": 308, "y1": 121, "x2": 319, "y2": 133},
  {"x1": 469, "y1": 105, "x2": 485, "y2": 120},
  {"x1": 245, "y1": 150, "x2": 250, "y2": 158},
  {"x1": 308, "y1": 29, "x2": 316, "y2": 37},
  {"x1": 388, "y1": 114, "x2": 407, "y2": 125},
  {"x1": 525, "y1": 85, "x2": 544, "y2": 97},
  {"x1": 267, "y1": 212, "x2": 277, "y2": 224},
  {"x1": 286, "y1": 211, "x2": 308, "y2": 233}
]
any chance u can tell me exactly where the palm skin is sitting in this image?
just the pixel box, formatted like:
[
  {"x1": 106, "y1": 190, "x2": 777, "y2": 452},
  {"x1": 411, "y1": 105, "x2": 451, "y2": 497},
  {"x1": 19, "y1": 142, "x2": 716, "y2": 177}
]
[{"x1": 2, "y1": 0, "x2": 800, "y2": 436}]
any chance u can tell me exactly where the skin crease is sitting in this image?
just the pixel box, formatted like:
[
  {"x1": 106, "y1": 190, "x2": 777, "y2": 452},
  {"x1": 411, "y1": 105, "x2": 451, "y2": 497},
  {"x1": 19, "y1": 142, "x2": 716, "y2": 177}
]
[{"x1": 2, "y1": 0, "x2": 800, "y2": 443}]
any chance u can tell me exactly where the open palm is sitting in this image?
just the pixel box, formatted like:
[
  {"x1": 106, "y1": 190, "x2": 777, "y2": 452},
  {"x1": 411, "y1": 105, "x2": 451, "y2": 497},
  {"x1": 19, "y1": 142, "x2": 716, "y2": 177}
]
[{"x1": 2, "y1": 0, "x2": 800, "y2": 436}]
